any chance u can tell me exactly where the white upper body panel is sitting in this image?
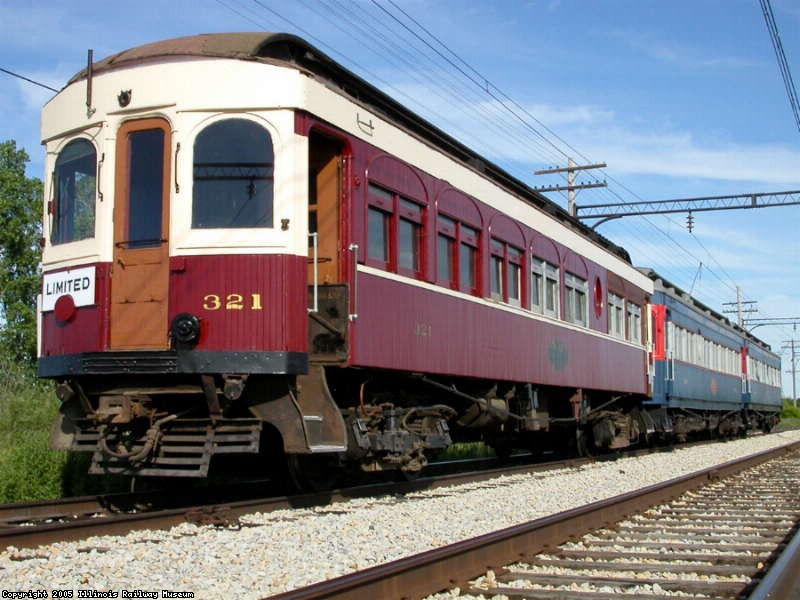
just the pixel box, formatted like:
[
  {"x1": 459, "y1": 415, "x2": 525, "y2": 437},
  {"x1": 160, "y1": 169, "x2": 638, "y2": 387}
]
[{"x1": 40, "y1": 51, "x2": 652, "y2": 295}]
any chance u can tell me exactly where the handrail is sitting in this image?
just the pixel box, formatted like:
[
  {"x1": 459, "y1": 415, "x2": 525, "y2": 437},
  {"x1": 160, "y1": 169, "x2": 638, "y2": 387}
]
[
  {"x1": 308, "y1": 232, "x2": 319, "y2": 313},
  {"x1": 348, "y1": 243, "x2": 359, "y2": 321}
]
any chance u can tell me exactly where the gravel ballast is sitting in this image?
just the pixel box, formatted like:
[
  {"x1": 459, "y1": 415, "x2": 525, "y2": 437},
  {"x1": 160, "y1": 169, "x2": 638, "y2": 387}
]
[{"x1": 2, "y1": 431, "x2": 799, "y2": 598}]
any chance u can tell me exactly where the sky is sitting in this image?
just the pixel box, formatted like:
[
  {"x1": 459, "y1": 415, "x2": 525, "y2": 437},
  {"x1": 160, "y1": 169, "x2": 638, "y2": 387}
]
[{"x1": 1, "y1": 0, "x2": 799, "y2": 397}]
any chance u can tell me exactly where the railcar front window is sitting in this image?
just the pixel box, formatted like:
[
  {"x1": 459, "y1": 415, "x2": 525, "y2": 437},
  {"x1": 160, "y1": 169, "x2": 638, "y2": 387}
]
[
  {"x1": 128, "y1": 129, "x2": 164, "y2": 248},
  {"x1": 52, "y1": 139, "x2": 96, "y2": 245},
  {"x1": 192, "y1": 119, "x2": 274, "y2": 229}
]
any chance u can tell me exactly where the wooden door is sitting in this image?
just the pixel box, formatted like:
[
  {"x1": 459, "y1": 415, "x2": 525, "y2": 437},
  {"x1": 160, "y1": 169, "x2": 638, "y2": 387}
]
[
  {"x1": 308, "y1": 134, "x2": 342, "y2": 284},
  {"x1": 110, "y1": 118, "x2": 171, "y2": 349}
]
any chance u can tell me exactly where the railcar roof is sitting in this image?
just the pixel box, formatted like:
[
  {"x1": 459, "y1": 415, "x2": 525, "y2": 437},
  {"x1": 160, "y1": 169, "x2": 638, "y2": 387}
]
[
  {"x1": 638, "y1": 267, "x2": 774, "y2": 353},
  {"x1": 67, "y1": 32, "x2": 632, "y2": 263}
]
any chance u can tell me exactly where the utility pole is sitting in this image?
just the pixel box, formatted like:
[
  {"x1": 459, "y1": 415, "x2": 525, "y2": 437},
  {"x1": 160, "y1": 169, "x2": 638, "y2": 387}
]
[
  {"x1": 783, "y1": 339, "x2": 798, "y2": 407},
  {"x1": 534, "y1": 158, "x2": 607, "y2": 216},
  {"x1": 722, "y1": 286, "x2": 758, "y2": 327}
]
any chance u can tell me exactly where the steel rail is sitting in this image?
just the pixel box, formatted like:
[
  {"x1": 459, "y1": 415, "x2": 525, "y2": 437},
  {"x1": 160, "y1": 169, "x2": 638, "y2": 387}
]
[
  {"x1": 748, "y1": 523, "x2": 800, "y2": 600},
  {"x1": 0, "y1": 455, "x2": 598, "y2": 549},
  {"x1": 0, "y1": 436, "x2": 776, "y2": 550},
  {"x1": 265, "y1": 440, "x2": 800, "y2": 600}
]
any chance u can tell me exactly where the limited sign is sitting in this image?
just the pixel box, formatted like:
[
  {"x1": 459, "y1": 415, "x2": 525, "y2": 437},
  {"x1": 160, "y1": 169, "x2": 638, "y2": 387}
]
[{"x1": 42, "y1": 266, "x2": 96, "y2": 312}]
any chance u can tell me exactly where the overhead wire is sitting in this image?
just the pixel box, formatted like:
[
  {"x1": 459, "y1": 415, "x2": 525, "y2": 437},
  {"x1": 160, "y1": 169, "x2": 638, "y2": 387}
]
[
  {"x1": 225, "y1": 0, "x2": 792, "y2": 343},
  {"x1": 0, "y1": 67, "x2": 59, "y2": 93},
  {"x1": 760, "y1": 0, "x2": 800, "y2": 132}
]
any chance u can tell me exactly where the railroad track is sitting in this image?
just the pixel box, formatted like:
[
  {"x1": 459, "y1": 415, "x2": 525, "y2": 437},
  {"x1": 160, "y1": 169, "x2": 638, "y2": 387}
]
[
  {"x1": 0, "y1": 454, "x2": 597, "y2": 549},
  {"x1": 0, "y1": 438, "x2": 768, "y2": 551},
  {"x1": 266, "y1": 440, "x2": 800, "y2": 600},
  {"x1": 469, "y1": 450, "x2": 800, "y2": 598}
]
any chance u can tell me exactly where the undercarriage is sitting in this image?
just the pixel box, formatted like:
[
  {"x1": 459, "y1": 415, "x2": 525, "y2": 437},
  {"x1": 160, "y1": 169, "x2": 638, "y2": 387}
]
[{"x1": 50, "y1": 364, "x2": 780, "y2": 487}]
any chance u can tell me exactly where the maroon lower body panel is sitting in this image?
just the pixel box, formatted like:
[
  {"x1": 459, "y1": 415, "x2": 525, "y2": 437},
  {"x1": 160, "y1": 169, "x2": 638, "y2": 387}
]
[
  {"x1": 353, "y1": 271, "x2": 647, "y2": 394},
  {"x1": 40, "y1": 254, "x2": 308, "y2": 359},
  {"x1": 169, "y1": 253, "x2": 308, "y2": 352}
]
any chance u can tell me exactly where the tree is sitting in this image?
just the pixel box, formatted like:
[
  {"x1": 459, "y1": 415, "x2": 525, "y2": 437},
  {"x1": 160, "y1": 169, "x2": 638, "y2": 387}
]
[{"x1": 0, "y1": 140, "x2": 42, "y2": 369}]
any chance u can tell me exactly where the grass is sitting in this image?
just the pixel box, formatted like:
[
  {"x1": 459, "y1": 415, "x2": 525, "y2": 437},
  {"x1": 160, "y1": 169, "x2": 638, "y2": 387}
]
[
  {"x1": 0, "y1": 357, "x2": 126, "y2": 502},
  {"x1": 0, "y1": 357, "x2": 67, "y2": 502},
  {"x1": 436, "y1": 441, "x2": 496, "y2": 460},
  {"x1": 779, "y1": 399, "x2": 800, "y2": 431}
]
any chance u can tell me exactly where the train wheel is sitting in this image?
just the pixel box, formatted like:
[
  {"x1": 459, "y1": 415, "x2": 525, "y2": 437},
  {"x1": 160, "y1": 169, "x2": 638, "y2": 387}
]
[
  {"x1": 286, "y1": 453, "x2": 342, "y2": 493},
  {"x1": 575, "y1": 427, "x2": 593, "y2": 458}
]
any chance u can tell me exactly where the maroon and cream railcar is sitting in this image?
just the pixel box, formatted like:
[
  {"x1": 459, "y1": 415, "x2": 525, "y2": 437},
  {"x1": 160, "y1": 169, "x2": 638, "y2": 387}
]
[{"x1": 40, "y1": 33, "x2": 654, "y2": 485}]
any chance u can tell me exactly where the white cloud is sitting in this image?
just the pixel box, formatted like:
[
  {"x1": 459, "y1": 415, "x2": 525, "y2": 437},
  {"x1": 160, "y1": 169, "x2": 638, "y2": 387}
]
[
  {"x1": 577, "y1": 128, "x2": 800, "y2": 185},
  {"x1": 610, "y1": 29, "x2": 760, "y2": 70},
  {"x1": 390, "y1": 79, "x2": 800, "y2": 187}
]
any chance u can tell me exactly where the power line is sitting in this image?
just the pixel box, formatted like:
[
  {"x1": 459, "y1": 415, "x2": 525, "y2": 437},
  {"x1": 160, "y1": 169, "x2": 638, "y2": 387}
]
[
  {"x1": 759, "y1": 0, "x2": 800, "y2": 132},
  {"x1": 0, "y1": 67, "x2": 59, "y2": 93},
  {"x1": 225, "y1": 0, "x2": 790, "y2": 348}
]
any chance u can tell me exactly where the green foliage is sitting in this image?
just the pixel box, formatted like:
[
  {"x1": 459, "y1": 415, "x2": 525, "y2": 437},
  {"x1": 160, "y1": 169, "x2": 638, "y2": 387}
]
[
  {"x1": 0, "y1": 140, "x2": 43, "y2": 369},
  {"x1": 0, "y1": 355, "x2": 66, "y2": 501},
  {"x1": 437, "y1": 441, "x2": 495, "y2": 460},
  {"x1": 782, "y1": 398, "x2": 800, "y2": 419},
  {"x1": 0, "y1": 429, "x2": 67, "y2": 502},
  {"x1": 0, "y1": 355, "x2": 129, "y2": 501}
]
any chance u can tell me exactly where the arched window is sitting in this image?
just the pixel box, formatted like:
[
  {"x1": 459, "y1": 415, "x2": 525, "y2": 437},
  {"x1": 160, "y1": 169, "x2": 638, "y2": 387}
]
[
  {"x1": 192, "y1": 119, "x2": 274, "y2": 229},
  {"x1": 52, "y1": 139, "x2": 96, "y2": 244}
]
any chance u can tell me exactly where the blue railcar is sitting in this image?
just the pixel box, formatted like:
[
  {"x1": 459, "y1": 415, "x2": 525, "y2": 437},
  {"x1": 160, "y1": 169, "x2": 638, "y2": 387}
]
[{"x1": 642, "y1": 270, "x2": 781, "y2": 438}]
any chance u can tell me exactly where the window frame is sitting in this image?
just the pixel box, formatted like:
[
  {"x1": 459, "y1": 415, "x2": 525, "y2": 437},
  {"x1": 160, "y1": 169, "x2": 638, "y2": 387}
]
[
  {"x1": 542, "y1": 259, "x2": 560, "y2": 319},
  {"x1": 458, "y1": 222, "x2": 480, "y2": 295},
  {"x1": 626, "y1": 301, "x2": 642, "y2": 344},
  {"x1": 565, "y1": 272, "x2": 589, "y2": 327},
  {"x1": 608, "y1": 292, "x2": 625, "y2": 339},
  {"x1": 490, "y1": 237, "x2": 523, "y2": 306},
  {"x1": 51, "y1": 138, "x2": 97, "y2": 246},
  {"x1": 366, "y1": 182, "x2": 425, "y2": 279},
  {"x1": 436, "y1": 214, "x2": 457, "y2": 288},
  {"x1": 191, "y1": 117, "x2": 275, "y2": 230}
]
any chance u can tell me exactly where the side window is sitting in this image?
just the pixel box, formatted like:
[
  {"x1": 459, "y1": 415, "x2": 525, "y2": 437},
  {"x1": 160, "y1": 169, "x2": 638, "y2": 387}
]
[
  {"x1": 626, "y1": 301, "x2": 642, "y2": 343},
  {"x1": 531, "y1": 259, "x2": 543, "y2": 313},
  {"x1": 367, "y1": 206, "x2": 390, "y2": 264},
  {"x1": 490, "y1": 239, "x2": 504, "y2": 301},
  {"x1": 436, "y1": 215, "x2": 456, "y2": 288},
  {"x1": 192, "y1": 119, "x2": 274, "y2": 229},
  {"x1": 52, "y1": 139, "x2": 96, "y2": 244},
  {"x1": 490, "y1": 238, "x2": 522, "y2": 306},
  {"x1": 608, "y1": 292, "x2": 625, "y2": 338},
  {"x1": 398, "y1": 198, "x2": 423, "y2": 275},
  {"x1": 459, "y1": 223, "x2": 479, "y2": 295},
  {"x1": 544, "y1": 261, "x2": 560, "y2": 318},
  {"x1": 565, "y1": 272, "x2": 588, "y2": 326},
  {"x1": 367, "y1": 183, "x2": 424, "y2": 278}
]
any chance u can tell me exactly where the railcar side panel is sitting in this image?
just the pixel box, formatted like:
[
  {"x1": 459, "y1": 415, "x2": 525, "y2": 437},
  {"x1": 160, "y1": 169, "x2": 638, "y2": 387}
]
[{"x1": 352, "y1": 269, "x2": 647, "y2": 394}]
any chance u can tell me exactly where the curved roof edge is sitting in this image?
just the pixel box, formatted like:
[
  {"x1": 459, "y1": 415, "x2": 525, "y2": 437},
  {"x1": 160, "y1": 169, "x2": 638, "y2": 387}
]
[{"x1": 68, "y1": 32, "x2": 631, "y2": 263}]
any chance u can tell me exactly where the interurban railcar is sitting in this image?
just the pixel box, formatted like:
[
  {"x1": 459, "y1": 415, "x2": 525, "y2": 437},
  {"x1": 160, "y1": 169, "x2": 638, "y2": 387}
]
[
  {"x1": 644, "y1": 270, "x2": 781, "y2": 438},
  {"x1": 38, "y1": 33, "x2": 780, "y2": 487}
]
